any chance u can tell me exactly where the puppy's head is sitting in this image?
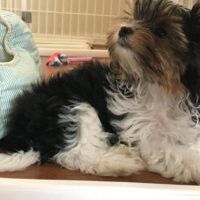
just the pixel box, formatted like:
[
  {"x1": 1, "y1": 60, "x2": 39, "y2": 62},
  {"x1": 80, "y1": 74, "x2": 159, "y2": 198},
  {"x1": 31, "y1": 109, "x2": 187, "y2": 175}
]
[{"x1": 107, "y1": 0, "x2": 191, "y2": 92}]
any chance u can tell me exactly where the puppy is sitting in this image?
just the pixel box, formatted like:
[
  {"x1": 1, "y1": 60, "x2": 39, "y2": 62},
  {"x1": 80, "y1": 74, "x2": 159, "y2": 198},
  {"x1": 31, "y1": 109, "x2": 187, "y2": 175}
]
[{"x1": 0, "y1": 0, "x2": 200, "y2": 184}]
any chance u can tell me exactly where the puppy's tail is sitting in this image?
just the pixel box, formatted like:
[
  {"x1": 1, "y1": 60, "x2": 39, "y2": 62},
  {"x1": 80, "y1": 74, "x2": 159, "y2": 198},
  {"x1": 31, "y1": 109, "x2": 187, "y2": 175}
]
[
  {"x1": 0, "y1": 150, "x2": 40, "y2": 172},
  {"x1": 0, "y1": 133, "x2": 40, "y2": 172}
]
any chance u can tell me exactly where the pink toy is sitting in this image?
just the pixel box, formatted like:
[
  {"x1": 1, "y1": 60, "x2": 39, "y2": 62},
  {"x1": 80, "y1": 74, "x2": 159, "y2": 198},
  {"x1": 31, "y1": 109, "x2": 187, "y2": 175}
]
[{"x1": 47, "y1": 51, "x2": 92, "y2": 67}]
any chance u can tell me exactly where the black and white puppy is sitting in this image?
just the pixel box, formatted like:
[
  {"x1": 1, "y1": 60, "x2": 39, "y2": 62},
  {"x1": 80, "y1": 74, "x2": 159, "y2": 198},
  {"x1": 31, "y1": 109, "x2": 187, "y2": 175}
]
[{"x1": 0, "y1": 0, "x2": 200, "y2": 184}]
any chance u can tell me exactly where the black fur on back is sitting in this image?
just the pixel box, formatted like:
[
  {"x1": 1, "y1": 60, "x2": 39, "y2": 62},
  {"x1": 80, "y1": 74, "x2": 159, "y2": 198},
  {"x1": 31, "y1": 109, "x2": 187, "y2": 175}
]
[{"x1": 0, "y1": 61, "x2": 122, "y2": 163}]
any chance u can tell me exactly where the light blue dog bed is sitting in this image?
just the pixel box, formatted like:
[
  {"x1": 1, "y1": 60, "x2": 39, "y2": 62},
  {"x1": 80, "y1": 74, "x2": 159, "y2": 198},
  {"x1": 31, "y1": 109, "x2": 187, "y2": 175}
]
[{"x1": 0, "y1": 11, "x2": 41, "y2": 138}]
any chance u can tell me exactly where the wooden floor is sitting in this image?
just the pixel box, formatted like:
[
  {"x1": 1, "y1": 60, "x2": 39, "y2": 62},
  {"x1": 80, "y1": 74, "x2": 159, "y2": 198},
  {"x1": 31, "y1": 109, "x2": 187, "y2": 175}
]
[
  {"x1": 0, "y1": 57, "x2": 195, "y2": 185},
  {"x1": 0, "y1": 163, "x2": 194, "y2": 185}
]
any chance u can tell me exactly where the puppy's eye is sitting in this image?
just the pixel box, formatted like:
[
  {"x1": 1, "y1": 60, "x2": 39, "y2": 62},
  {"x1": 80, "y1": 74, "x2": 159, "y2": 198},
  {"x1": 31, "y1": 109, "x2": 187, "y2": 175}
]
[{"x1": 154, "y1": 27, "x2": 167, "y2": 38}]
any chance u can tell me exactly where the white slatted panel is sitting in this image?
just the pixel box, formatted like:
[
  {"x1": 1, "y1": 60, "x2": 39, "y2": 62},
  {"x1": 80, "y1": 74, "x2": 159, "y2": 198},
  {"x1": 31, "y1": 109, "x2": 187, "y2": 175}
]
[{"x1": 0, "y1": 0, "x2": 126, "y2": 44}]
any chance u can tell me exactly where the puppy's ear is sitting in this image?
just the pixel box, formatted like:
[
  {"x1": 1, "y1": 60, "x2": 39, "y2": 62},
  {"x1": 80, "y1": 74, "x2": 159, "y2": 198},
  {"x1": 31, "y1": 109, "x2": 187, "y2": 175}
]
[
  {"x1": 191, "y1": 2, "x2": 200, "y2": 59},
  {"x1": 182, "y1": 1, "x2": 200, "y2": 95},
  {"x1": 191, "y1": 1, "x2": 200, "y2": 16},
  {"x1": 190, "y1": 1, "x2": 200, "y2": 43}
]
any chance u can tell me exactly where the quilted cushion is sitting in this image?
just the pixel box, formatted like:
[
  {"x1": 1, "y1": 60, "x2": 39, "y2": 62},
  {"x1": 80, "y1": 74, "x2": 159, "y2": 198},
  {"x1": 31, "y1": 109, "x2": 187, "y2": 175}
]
[{"x1": 0, "y1": 11, "x2": 41, "y2": 138}]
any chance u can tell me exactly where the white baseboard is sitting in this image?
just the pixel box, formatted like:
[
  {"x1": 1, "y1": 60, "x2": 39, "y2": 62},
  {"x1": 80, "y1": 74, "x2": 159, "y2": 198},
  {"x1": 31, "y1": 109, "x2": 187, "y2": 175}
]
[
  {"x1": 34, "y1": 34, "x2": 109, "y2": 58},
  {"x1": 0, "y1": 179, "x2": 199, "y2": 200}
]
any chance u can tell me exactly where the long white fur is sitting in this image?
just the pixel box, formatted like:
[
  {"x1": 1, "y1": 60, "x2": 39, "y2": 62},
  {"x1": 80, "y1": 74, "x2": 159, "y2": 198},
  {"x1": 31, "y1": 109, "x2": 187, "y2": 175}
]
[
  {"x1": 0, "y1": 150, "x2": 39, "y2": 172},
  {"x1": 107, "y1": 81, "x2": 200, "y2": 183},
  {"x1": 54, "y1": 103, "x2": 145, "y2": 176}
]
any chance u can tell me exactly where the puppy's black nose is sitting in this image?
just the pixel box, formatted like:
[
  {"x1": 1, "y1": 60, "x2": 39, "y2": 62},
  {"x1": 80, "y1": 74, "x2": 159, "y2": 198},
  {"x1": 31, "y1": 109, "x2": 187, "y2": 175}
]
[{"x1": 119, "y1": 26, "x2": 134, "y2": 38}]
